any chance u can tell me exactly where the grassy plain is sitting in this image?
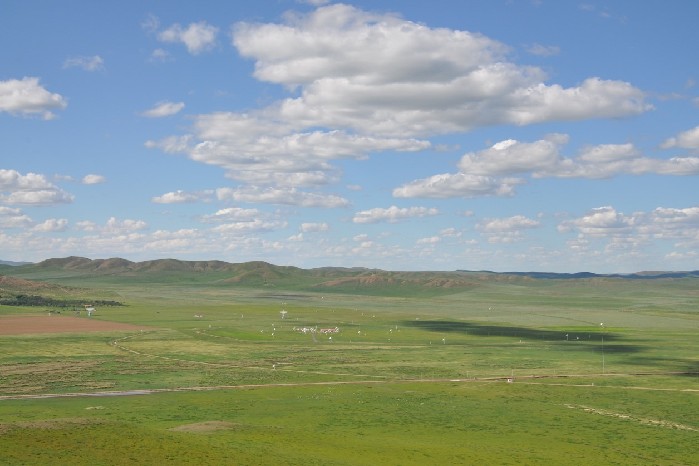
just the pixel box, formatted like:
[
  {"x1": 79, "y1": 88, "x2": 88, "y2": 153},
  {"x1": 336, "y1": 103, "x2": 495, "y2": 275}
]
[{"x1": 0, "y1": 269, "x2": 697, "y2": 464}]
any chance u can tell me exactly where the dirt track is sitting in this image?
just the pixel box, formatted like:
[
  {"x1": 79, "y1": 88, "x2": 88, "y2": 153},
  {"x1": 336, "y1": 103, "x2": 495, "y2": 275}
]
[{"x1": 0, "y1": 315, "x2": 146, "y2": 335}]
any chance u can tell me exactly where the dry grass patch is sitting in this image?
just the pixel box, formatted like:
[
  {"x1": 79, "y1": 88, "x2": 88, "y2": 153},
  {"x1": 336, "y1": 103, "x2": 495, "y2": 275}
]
[
  {"x1": 0, "y1": 360, "x2": 116, "y2": 394},
  {"x1": 0, "y1": 418, "x2": 107, "y2": 434},
  {"x1": 0, "y1": 360, "x2": 99, "y2": 376}
]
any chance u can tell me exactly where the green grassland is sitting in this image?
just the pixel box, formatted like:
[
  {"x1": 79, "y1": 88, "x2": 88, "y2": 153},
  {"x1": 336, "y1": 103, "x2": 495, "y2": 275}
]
[{"x1": 0, "y1": 264, "x2": 697, "y2": 465}]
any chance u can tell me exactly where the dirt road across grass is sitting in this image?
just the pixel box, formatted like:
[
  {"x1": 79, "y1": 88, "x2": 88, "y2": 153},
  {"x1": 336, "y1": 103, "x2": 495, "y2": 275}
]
[{"x1": 0, "y1": 315, "x2": 146, "y2": 335}]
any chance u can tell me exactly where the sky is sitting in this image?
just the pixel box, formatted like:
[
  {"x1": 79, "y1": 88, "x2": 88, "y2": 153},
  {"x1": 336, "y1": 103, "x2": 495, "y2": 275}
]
[{"x1": 1, "y1": 0, "x2": 698, "y2": 272}]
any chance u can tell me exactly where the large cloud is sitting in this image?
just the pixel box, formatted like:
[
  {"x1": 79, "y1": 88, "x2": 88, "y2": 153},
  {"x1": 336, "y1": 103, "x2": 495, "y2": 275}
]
[
  {"x1": 393, "y1": 173, "x2": 522, "y2": 199},
  {"x1": 146, "y1": 113, "x2": 429, "y2": 204},
  {"x1": 184, "y1": 117, "x2": 429, "y2": 186},
  {"x1": 459, "y1": 135, "x2": 699, "y2": 179},
  {"x1": 559, "y1": 142, "x2": 697, "y2": 178},
  {"x1": 0, "y1": 77, "x2": 67, "y2": 119},
  {"x1": 395, "y1": 133, "x2": 699, "y2": 198},
  {"x1": 233, "y1": 4, "x2": 649, "y2": 137}
]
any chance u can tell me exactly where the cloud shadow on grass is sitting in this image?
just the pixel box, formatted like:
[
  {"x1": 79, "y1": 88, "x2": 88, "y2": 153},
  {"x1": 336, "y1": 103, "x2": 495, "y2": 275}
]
[{"x1": 404, "y1": 319, "x2": 620, "y2": 341}]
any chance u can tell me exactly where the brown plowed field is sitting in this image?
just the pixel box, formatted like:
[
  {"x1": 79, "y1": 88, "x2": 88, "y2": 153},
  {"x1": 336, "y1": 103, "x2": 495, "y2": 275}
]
[{"x1": 0, "y1": 315, "x2": 146, "y2": 335}]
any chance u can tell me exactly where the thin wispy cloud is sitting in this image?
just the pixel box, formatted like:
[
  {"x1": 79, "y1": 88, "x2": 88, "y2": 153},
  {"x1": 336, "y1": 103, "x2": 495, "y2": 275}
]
[
  {"x1": 158, "y1": 21, "x2": 218, "y2": 54},
  {"x1": 63, "y1": 55, "x2": 104, "y2": 71},
  {"x1": 353, "y1": 206, "x2": 439, "y2": 224},
  {"x1": 82, "y1": 174, "x2": 106, "y2": 185},
  {"x1": 525, "y1": 43, "x2": 560, "y2": 56},
  {"x1": 141, "y1": 101, "x2": 185, "y2": 118}
]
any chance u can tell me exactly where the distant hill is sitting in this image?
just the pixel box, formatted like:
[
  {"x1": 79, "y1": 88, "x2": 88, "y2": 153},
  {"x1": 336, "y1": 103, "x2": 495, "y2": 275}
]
[
  {"x1": 465, "y1": 270, "x2": 699, "y2": 280},
  {"x1": 1, "y1": 256, "x2": 696, "y2": 298},
  {"x1": 30, "y1": 257, "x2": 305, "y2": 286},
  {"x1": 0, "y1": 260, "x2": 32, "y2": 267}
]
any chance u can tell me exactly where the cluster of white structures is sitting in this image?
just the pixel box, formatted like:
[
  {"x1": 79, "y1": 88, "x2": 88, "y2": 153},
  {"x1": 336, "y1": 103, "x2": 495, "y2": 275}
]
[{"x1": 293, "y1": 326, "x2": 340, "y2": 334}]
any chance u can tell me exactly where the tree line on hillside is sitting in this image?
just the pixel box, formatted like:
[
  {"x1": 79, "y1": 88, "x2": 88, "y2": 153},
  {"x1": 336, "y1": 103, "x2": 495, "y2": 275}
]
[{"x1": 0, "y1": 294, "x2": 123, "y2": 307}]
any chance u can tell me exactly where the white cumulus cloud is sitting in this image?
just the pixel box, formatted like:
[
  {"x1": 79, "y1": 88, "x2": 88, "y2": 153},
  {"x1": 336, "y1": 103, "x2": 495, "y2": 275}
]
[
  {"x1": 477, "y1": 215, "x2": 540, "y2": 243},
  {"x1": 0, "y1": 169, "x2": 74, "y2": 205},
  {"x1": 661, "y1": 125, "x2": 699, "y2": 149},
  {"x1": 75, "y1": 217, "x2": 147, "y2": 236},
  {"x1": 417, "y1": 236, "x2": 440, "y2": 245},
  {"x1": 216, "y1": 186, "x2": 349, "y2": 208},
  {"x1": 300, "y1": 222, "x2": 329, "y2": 232},
  {"x1": 393, "y1": 173, "x2": 522, "y2": 199},
  {"x1": 559, "y1": 205, "x2": 699, "y2": 256},
  {"x1": 353, "y1": 205, "x2": 439, "y2": 224},
  {"x1": 158, "y1": 21, "x2": 218, "y2": 54},
  {"x1": 32, "y1": 218, "x2": 69, "y2": 232},
  {"x1": 0, "y1": 77, "x2": 67, "y2": 119},
  {"x1": 82, "y1": 174, "x2": 106, "y2": 185},
  {"x1": 458, "y1": 135, "x2": 567, "y2": 176},
  {"x1": 201, "y1": 207, "x2": 261, "y2": 222},
  {"x1": 397, "y1": 133, "x2": 699, "y2": 199},
  {"x1": 152, "y1": 190, "x2": 212, "y2": 204},
  {"x1": 173, "y1": 117, "x2": 430, "y2": 187},
  {"x1": 212, "y1": 219, "x2": 286, "y2": 234},
  {"x1": 558, "y1": 206, "x2": 634, "y2": 236},
  {"x1": 232, "y1": 4, "x2": 649, "y2": 137},
  {"x1": 0, "y1": 206, "x2": 32, "y2": 228},
  {"x1": 478, "y1": 215, "x2": 541, "y2": 232}
]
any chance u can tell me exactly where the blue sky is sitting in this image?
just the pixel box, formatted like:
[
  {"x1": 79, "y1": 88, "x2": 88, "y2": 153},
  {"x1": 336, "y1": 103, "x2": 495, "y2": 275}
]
[{"x1": 1, "y1": 0, "x2": 698, "y2": 272}]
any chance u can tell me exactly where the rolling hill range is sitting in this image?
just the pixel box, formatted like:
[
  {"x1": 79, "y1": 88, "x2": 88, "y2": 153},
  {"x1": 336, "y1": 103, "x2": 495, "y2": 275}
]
[
  {"x1": 1, "y1": 256, "x2": 698, "y2": 299},
  {"x1": 1, "y1": 257, "x2": 489, "y2": 297}
]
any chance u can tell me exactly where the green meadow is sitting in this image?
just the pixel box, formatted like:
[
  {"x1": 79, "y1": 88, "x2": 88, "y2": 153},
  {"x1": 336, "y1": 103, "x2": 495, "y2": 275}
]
[{"x1": 0, "y1": 266, "x2": 697, "y2": 465}]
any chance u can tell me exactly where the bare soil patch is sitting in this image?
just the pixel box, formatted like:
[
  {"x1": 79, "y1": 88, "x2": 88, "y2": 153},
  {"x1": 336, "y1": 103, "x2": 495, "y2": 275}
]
[
  {"x1": 564, "y1": 404, "x2": 698, "y2": 431},
  {"x1": 0, "y1": 315, "x2": 146, "y2": 335},
  {"x1": 169, "y1": 421, "x2": 239, "y2": 433}
]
